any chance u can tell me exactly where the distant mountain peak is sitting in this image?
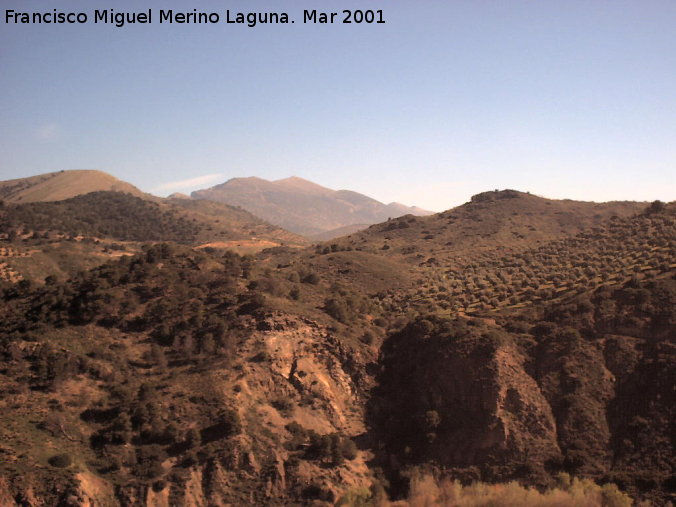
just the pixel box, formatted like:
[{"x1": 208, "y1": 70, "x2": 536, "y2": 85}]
[
  {"x1": 274, "y1": 176, "x2": 310, "y2": 183},
  {"x1": 220, "y1": 176, "x2": 269, "y2": 186},
  {"x1": 272, "y1": 176, "x2": 332, "y2": 195},
  {"x1": 191, "y1": 176, "x2": 430, "y2": 237}
]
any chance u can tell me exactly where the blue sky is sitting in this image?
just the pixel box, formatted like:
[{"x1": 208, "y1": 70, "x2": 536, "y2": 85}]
[{"x1": 1, "y1": 0, "x2": 675, "y2": 211}]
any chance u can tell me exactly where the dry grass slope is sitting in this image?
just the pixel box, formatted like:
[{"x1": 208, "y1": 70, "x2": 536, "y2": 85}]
[
  {"x1": 0, "y1": 170, "x2": 146, "y2": 203},
  {"x1": 386, "y1": 473, "x2": 635, "y2": 507}
]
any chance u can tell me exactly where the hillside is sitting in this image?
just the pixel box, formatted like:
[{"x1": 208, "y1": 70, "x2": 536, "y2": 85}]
[
  {"x1": 0, "y1": 191, "x2": 307, "y2": 284},
  {"x1": 308, "y1": 223, "x2": 371, "y2": 241},
  {"x1": 0, "y1": 238, "x2": 672, "y2": 505},
  {"x1": 0, "y1": 188, "x2": 673, "y2": 506},
  {"x1": 334, "y1": 195, "x2": 674, "y2": 316},
  {"x1": 0, "y1": 244, "x2": 378, "y2": 506},
  {"x1": 166, "y1": 196, "x2": 306, "y2": 248},
  {"x1": 371, "y1": 277, "x2": 674, "y2": 505},
  {"x1": 337, "y1": 190, "x2": 646, "y2": 255},
  {"x1": 191, "y1": 176, "x2": 433, "y2": 237},
  {"x1": 0, "y1": 170, "x2": 146, "y2": 203},
  {"x1": 275, "y1": 191, "x2": 662, "y2": 306}
]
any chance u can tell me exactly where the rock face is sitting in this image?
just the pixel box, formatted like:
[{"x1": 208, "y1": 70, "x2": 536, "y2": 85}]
[
  {"x1": 530, "y1": 325, "x2": 616, "y2": 476},
  {"x1": 191, "y1": 176, "x2": 432, "y2": 236},
  {"x1": 0, "y1": 313, "x2": 375, "y2": 506},
  {"x1": 370, "y1": 280, "x2": 675, "y2": 503},
  {"x1": 371, "y1": 318, "x2": 561, "y2": 484},
  {"x1": 226, "y1": 314, "x2": 375, "y2": 502}
]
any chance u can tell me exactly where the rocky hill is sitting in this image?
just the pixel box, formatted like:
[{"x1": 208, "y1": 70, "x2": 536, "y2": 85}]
[{"x1": 191, "y1": 176, "x2": 432, "y2": 237}]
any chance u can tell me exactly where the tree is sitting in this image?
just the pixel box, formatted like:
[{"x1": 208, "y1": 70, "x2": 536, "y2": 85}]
[
  {"x1": 112, "y1": 412, "x2": 134, "y2": 444},
  {"x1": 199, "y1": 333, "x2": 216, "y2": 355},
  {"x1": 185, "y1": 427, "x2": 201, "y2": 448},
  {"x1": 48, "y1": 453, "x2": 72, "y2": 468},
  {"x1": 340, "y1": 438, "x2": 358, "y2": 460},
  {"x1": 646, "y1": 200, "x2": 665, "y2": 215},
  {"x1": 149, "y1": 344, "x2": 167, "y2": 370}
]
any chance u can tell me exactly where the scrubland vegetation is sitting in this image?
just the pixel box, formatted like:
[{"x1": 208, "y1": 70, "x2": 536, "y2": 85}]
[
  {"x1": 0, "y1": 185, "x2": 673, "y2": 505},
  {"x1": 388, "y1": 473, "x2": 636, "y2": 507}
]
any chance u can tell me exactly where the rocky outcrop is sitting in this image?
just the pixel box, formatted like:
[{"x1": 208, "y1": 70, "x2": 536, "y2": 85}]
[
  {"x1": 371, "y1": 318, "x2": 561, "y2": 484},
  {"x1": 530, "y1": 326, "x2": 615, "y2": 475},
  {"x1": 371, "y1": 279, "x2": 675, "y2": 504}
]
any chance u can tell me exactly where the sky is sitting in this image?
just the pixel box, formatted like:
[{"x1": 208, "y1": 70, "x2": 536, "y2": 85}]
[{"x1": 1, "y1": 0, "x2": 675, "y2": 211}]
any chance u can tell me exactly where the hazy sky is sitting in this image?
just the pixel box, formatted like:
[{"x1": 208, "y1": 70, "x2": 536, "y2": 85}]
[{"x1": 1, "y1": 0, "x2": 675, "y2": 211}]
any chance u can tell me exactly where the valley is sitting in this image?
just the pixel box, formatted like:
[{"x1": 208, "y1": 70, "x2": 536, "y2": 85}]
[{"x1": 0, "y1": 171, "x2": 673, "y2": 506}]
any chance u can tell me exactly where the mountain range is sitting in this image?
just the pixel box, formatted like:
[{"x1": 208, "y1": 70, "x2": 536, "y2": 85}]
[
  {"x1": 1, "y1": 171, "x2": 433, "y2": 240},
  {"x1": 191, "y1": 176, "x2": 433, "y2": 237}
]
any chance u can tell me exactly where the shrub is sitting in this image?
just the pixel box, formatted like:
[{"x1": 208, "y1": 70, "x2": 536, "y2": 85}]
[
  {"x1": 337, "y1": 487, "x2": 372, "y2": 506},
  {"x1": 271, "y1": 396, "x2": 294, "y2": 416},
  {"x1": 301, "y1": 272, "x2": 320, "y2": 285},
  {"x1": 324, "y1": 298, "x2": 351, "y2": 323},
  {"x1": 238, "y1": 292, "x2": 266, "y2": 315},
  {"x1": 360, "y1": 331, "x2": 375, "y2": 345},
  {"x1": 340, "y1": 438, "x2": 358, "y2": 460},
  {"x1": 251, "y1": 350, "x2": 271, "y2": 362},
  {"x1": 200, "y1": 408, "x2": 241, "y2": 443},
  {"x1": 48, "y1": 453, "x2": 72, "y2": 468}
]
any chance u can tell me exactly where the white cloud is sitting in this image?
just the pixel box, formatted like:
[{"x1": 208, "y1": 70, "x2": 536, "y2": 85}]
[
  {"x1": 35, "y1": 123, "x2": 62, "y2": 142},
  {"x1": 153, "y1": 173, "x2": 225, "y2": 194}
]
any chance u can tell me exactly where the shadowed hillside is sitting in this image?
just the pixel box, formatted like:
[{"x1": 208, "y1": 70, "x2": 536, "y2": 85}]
[
  {"x1": 0, "y1": 191, "x2": 307, "y2": 284},
  {"x1": 0, "y1": 192, "x2": 201, "y2": 243},
  {"x1": 370, "y1": 277, "x2": 674, "y2": 504}
]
